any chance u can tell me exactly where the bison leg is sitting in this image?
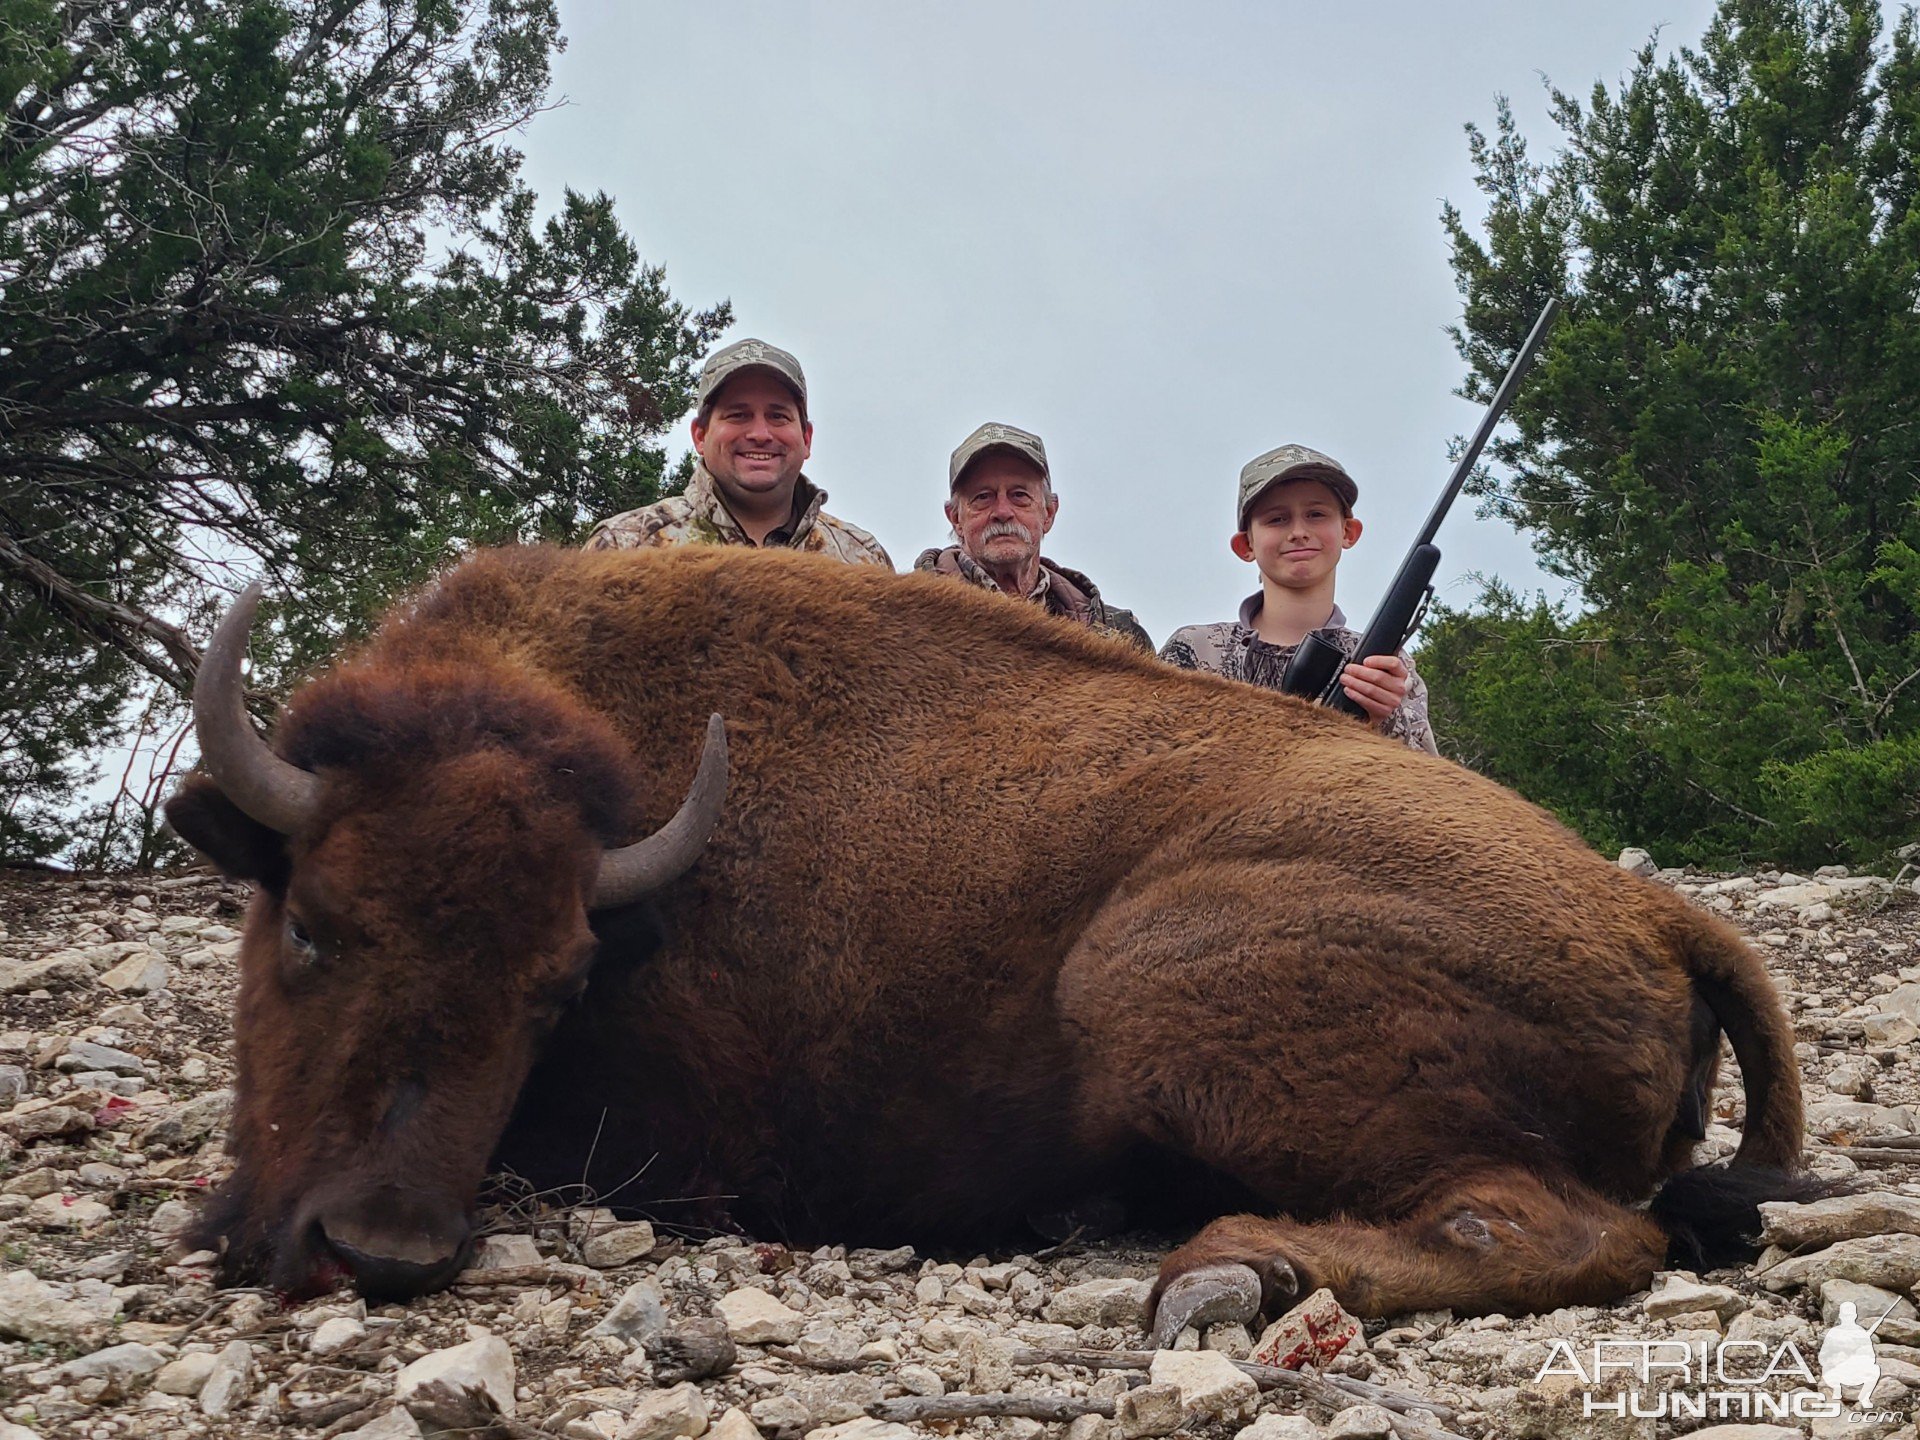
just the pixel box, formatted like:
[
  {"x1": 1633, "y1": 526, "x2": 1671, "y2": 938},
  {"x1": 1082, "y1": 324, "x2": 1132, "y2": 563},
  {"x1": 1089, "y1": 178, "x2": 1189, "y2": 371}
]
[{"x1": 1151, "y1": 1167, "x2": 1666, "y2": 1335}]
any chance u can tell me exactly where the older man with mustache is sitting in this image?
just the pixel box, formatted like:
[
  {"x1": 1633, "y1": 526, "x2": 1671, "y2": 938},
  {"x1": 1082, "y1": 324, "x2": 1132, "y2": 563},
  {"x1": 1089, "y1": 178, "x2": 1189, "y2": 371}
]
[{"x1": 915, "y1": 422, "x2": 1151, "y2": 651}]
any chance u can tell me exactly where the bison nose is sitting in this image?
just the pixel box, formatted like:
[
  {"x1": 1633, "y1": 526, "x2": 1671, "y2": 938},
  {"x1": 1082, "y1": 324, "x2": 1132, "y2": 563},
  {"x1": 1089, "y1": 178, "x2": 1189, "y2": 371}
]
[{"x1": 316, "y1": 1187, "x2": 472, "y2": 1300}]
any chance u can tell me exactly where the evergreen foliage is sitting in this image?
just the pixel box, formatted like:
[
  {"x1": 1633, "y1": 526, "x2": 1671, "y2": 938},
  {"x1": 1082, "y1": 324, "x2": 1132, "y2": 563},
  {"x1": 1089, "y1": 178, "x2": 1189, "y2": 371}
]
[
  {"x1": 1430, "y1": 0, "x2": 1920, "y2": 867},
  {"x1": 0, "y1": 0, "x2": 728, "y2": 862}
]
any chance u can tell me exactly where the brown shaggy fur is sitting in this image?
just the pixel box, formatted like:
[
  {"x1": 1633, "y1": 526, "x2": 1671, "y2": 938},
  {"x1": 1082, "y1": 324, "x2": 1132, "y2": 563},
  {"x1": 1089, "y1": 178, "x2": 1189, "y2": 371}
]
[{"x1": 167, "y1": 545, "x2": 1805, "y2": 1317}]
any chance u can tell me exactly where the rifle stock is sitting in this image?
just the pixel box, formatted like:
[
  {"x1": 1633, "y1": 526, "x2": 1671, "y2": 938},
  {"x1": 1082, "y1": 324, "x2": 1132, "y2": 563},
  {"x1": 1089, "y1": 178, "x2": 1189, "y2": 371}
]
[{"x1": 1281, "y1": 297, "x2": 1562, "y2": 720}]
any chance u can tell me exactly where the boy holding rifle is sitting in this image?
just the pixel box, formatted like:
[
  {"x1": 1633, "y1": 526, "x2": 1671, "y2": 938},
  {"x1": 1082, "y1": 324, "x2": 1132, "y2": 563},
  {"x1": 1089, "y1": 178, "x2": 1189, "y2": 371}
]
[
  {"x1": 1160, "y1": 300, "x2": 1557, "y2": 755},
  {"x1": 1158, "y1": 444, "x2": 1440, "y2": 754}
]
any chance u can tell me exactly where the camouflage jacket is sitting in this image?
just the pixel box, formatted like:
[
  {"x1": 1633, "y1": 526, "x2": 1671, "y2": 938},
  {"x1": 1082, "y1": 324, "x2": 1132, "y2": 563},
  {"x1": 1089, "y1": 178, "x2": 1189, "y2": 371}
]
[
  {"x1": 1160, "y1": 597, "x2": 1439, "y2": 754},
  {"x1": 913, "y1": 546, "x2": 1154, "y2": 652},
  {"x1": 586, "y1": 463, "x2": 893, "y2": 568}
]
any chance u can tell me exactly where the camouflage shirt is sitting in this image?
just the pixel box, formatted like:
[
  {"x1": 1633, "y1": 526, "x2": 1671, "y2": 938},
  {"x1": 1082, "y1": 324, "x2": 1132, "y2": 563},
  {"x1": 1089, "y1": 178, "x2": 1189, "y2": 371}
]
[
  {"x1": 913, "y1": 545, "x2": 1154, "y2": 652},
  {"x1": 1160, "y1": 597, "x2": 1439, "y2": 754},
  {"x1": 586, "y1": 463, "x2": 893, "y2": 568}
]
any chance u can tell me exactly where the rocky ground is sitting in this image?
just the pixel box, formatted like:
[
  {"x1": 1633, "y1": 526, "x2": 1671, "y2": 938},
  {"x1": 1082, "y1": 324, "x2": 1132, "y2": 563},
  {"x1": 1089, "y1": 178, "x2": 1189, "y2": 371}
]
[{"x1": 2, "y1": 859, "x2": 1920, "y2": 1440}]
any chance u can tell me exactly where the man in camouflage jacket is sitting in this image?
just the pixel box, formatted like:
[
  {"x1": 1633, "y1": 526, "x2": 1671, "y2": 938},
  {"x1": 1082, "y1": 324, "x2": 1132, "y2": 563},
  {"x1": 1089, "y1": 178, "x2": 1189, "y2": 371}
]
[
  {"x1": 914, "y1": 422, "x2": 1152, "y2": 652},
  {"x1": 587, "y1": 338, "x2": 891, "y2": 568}
]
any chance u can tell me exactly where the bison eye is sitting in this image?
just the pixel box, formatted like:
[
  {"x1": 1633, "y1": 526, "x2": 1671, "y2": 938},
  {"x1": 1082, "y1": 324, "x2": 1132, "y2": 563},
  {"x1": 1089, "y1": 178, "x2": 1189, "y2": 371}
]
[{"x1": 286, "y1": 918, "x2": 317, "y2": 957}]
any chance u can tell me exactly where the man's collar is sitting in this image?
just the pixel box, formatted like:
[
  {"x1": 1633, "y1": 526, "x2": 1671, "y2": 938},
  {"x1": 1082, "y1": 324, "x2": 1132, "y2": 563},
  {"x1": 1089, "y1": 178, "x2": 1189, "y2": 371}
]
[
  {"x1": 1022, "y1": 562, "x2": 1052, "y2": 604},
  {"x1": 1238, "y1": 592, "x2": 1347, "y2": 632},
  {"x1": 688, "y1": 460, "x2": 825, "y2": 544},
  {"x1": 784, "y1": 478, "x2": 827, "y2": 542},
  {"x1": 948, "y1": 545, "x2": 1049, "y2": 599}
]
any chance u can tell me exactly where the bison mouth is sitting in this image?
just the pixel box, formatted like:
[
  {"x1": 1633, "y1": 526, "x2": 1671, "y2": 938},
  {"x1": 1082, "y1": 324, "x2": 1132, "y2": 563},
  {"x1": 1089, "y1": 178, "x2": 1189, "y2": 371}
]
[
  {"x1": 194, "y1": 1173, "x2": 476, "y2": 1301},
  {"x1": 303, "y1": 1184, "x2": 475, "y2": 1300}
]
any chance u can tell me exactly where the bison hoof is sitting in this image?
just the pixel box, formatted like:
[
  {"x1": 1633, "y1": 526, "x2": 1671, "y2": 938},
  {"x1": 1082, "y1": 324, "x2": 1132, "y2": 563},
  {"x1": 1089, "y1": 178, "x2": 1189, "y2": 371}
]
[{"x1": 1150, "y1": 1262, "x2": 1267, "y2": 1349}]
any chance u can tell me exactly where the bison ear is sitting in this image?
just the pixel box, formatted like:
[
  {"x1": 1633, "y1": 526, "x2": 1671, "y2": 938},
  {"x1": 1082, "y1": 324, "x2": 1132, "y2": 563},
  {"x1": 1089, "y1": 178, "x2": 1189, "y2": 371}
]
[{"x1": 164, "y1": 774, "x2": 291, "y2": 890}]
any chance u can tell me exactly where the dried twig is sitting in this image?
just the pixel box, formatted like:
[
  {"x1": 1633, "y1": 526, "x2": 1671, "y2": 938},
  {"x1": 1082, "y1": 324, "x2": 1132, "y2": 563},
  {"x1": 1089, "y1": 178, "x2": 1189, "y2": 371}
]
[
  {"x1": 282, "y1": 1393, "x2": 379, "y2": 1430},
  {"x1": 314, "y1": 1401, "x2": 387, "y2": 1438},
  {"x1": 1008, "y1": 1346, "x2": 1463, "y2": 1432},
  {"x1": 168, "y1": 1293, "x2": 246, "y2": 1343},
  {"x1": 450, "y1": 1262, "x2": 603, "y2": 1291},
  {"x1": 1824, "y1": 1133, "x2": 1920, "y2": 1149},
  {"x1": 767, "y1": 1345, "x2": 870, "y2": 1374},
  {"x1": 869, "y1": 1393, "x2": 1114, "y2": 1423},
  {"x1": 234, "y1": 1314, "x2": 303, "y2": 1340},
  {"x1": 402, "y1": 1380, "x2": 568, "y2": 1440},
  {"x1": 1030, "y1": 1224, "x2": 1089, "y2": 1261},
  {"x1": 116, "y1": 1176, "x2": 211, "y2": 1194}
]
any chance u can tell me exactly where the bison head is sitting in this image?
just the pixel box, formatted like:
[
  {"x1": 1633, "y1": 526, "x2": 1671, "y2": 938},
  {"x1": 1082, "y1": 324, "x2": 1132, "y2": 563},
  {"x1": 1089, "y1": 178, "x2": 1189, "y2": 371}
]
[{"x1": 164, "y1": 585, "x2": 725, "y2": 1299}]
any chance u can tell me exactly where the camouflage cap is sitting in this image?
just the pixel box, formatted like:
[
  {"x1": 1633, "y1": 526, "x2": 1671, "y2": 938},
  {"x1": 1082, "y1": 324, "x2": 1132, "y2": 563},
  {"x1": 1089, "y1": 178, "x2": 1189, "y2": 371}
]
[
  {"x1": 697, "y1": 338, "x2": 808, "y2": 420},
  {"x1": 1236, "y1": 444, "x2": 1358, "y2": 529},
  {"x1": 949, "y1": 421, "x2": 1049, "y2": 489}
]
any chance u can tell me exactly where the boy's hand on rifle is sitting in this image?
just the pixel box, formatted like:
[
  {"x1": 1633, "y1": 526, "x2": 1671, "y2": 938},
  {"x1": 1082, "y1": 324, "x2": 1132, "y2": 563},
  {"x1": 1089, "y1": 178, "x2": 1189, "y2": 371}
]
[{"x1": 1339, "y1": 654, "x2": 1409, "y2": 728}]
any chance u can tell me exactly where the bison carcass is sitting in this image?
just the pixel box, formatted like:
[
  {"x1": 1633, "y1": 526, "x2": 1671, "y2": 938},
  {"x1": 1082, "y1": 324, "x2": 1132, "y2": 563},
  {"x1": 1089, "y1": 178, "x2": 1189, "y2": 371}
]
[{"x1": 165, "y1": 544, "x2": 1808, "y2": 1334}]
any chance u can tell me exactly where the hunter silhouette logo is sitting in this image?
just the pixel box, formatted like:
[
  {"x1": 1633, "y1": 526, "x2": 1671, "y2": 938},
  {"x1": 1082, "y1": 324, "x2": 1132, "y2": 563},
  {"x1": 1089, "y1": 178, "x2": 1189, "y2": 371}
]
[
  {"x1": 1535, "y1": 1297, "x2": 1905, "y2": 1423},
  {"x1": 1819, "y1": 1298, "x2": 1896, "y2": 1406}
]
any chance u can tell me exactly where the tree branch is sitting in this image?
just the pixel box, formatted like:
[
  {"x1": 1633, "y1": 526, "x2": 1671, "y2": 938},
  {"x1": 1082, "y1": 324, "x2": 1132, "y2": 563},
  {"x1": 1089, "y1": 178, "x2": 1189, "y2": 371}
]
[{"x1": 0, "y1": 531, "x2": 198, "y2": 693}]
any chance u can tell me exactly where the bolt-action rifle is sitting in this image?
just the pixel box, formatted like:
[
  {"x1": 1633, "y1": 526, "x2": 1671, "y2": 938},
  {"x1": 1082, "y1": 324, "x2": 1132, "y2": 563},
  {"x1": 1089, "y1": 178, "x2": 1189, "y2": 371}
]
[{"x1": 1278, "y1": 296, "x2": 1563, "y2": 718}]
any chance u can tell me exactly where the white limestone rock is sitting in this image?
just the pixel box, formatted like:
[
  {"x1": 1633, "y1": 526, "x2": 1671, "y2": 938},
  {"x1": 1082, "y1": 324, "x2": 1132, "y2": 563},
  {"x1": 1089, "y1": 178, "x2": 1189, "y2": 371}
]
[
  {"x1": 1761, "y1": 1191, "x2": 1920, "y2": 1249},
  {"x1": 1617, "y1": 848, "x2": 1657, "y2": 876},
  {"x1": 1804, "y1": 1099, "x2": 1916, "y2": 1141},
  {"x1": 55, "y1": 1340, "x2": 166, "y2": 1384},
  {"x1": 714, "y1": 1288, "x2": 805, "y2": 1345},
  {"x1": 0, "y1": 953, "x2": 94, "y2": 993},
  {"x1": 99, "y1": 951, "x2": 169, "y2": 995},
  {"x1": 1115, "y1": 1383, "x2": 1183, "y2": 1440},
  {"x1": 1236, "y1": 1418, "x2": 1325, "y2": 1440},
  {"x1": 344, "y1": 1410, "x2": 427, "y2": 1440},
  {"x1": 310, "y1": 1315, "x2": 367, "y2": 1356},
  {"x1": 25, "y1": 1192, "x2": 113, "y2": 1231},
  {"x1": 1761, "y1": 1232, "x2": 1920, "y2": 1294},
  {"x1": 0, "y1": 1268, "x2": 115, "y2": 1346},
  {"x1": 470, "y1": 1233, "x2": 542, "y2": 1269},
  {"x1": 617, "y1": 1382, "x2": 709, "y2": 1440},
  {"x1": 1147, "y1": 1348, "x2": 1259, "y2": 1422},
  {"x1": 591, "y1": 1279, "x2": 667, "y2": 1343},
  {"x1": 199, "y1": 1339, "x2": 253, "y2": 1418},
  {"x1": 1044, "y1": 1277, "x2": 1153, "y2": 1328},
  {"x1": 582, "y1": 1220, "x2": 657, "y2": 1268},
  {"x1": 54, "y1": 1038, "x2": 145, "y2": 1075},
  {"x1": 152, "y1": 1350, "x2": 221, "y2": 1396},
  {"x1": 1325, "y1": 1406, "x2": 1397, "y2": 1440},
  {"x1": 394, "y1": 1332, "x2": 517, "y2": 1419},
  {"x1": 1643, "y1": 1272, "x2": 1747, "y2": 1322}
]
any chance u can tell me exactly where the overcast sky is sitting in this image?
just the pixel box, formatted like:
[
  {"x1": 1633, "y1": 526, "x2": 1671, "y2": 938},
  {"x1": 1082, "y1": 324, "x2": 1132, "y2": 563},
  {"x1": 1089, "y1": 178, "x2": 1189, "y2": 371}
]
[{"x1": 529, "y1": 2, "x2": 1718, "y2": 645}]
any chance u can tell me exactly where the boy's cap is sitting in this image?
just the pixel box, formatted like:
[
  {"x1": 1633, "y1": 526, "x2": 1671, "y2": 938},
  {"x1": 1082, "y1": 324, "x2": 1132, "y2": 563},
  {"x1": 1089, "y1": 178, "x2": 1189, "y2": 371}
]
[
  {"x1": 1237, "y1": 444, "x2": 1358, "y2": 529},
  {"x1": 697, "y1": 338, "x2": 807, "y2": 419},
  {"x1": 949, "y1": 421, "x2": 1049, "y2": 489}
]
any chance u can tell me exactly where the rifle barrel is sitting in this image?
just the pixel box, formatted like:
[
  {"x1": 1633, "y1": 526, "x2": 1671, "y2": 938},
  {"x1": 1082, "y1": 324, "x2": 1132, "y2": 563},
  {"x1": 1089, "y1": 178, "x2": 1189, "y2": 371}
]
[
  {"x1": 1411, "y1": 297, "x2": 1562, "y2": 551},
  {"x1": 1277, "y1": 294, "x2": 1562, "y2": 715}
]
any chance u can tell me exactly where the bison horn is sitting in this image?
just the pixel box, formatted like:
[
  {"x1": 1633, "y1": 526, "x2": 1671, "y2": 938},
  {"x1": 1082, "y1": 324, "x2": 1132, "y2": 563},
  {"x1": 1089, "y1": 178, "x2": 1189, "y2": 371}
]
[
  {"x1": 192, "y1": 583, "x2": 322, "y2": 834},
  {"x1": 590, "y1": 713, "x2": 729, "y2": 909}
]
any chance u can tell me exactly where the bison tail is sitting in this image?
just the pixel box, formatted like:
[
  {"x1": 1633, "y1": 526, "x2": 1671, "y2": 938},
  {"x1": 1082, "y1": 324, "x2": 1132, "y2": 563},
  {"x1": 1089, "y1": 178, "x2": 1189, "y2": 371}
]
[
  {"x1": 1648, "y1": 1164, "x2": 1837, "y2": 1270},
  {"x1": 1682, "y1": 914, "x2": 1804, "y2": 1171}
]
